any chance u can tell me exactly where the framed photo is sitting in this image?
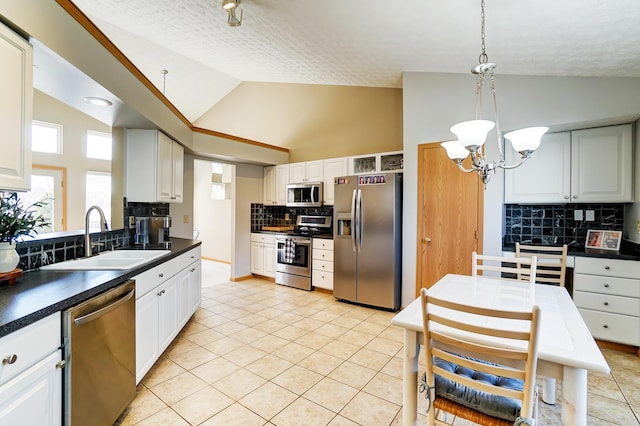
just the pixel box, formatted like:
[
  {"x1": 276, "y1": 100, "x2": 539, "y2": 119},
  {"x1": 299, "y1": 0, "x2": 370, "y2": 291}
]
[{"x1": 586, "y1": 229, "x2": 621, "y2": 251}]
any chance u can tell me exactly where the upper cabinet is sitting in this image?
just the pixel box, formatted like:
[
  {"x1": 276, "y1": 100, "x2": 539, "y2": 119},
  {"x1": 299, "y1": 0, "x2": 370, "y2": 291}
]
[
  {"x1": 348, "y1": 151, "x2": 403, "y2": 175},
  {"x1": 323, "y1": 157, "x2": 348, "y2": 205},
  {"x1": 126, "y1": 129, "x2": 184, "y2": 203},
  {"x1": 0, "y1": 22, "x2": 32, "y2": 192},
  {"x1": 263, "y1": 164, "x2": 288, "y2": 205},
  {"x1": 289, "y1": 160, "x2": 323, "y2": 183},
  {"x1": 505, "y1": 124, "x2": 633, "y2": 204}
]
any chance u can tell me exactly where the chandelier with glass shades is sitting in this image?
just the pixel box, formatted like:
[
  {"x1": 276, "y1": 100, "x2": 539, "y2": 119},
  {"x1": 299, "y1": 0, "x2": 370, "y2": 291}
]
[{"x1": 441, "y1": 0, "x2": 548, "y2": 187}]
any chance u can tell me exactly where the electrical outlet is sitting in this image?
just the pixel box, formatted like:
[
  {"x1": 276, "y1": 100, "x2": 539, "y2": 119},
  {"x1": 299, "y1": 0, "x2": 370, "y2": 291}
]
[
  {"x1": 183, "y1": 214, "x2": 189, "y2": 224},
  {"x1": 574, "y1": 210, "x2": 583, "y2": 221},
  {"x1": 285, "y1": 213, "x2": 290, "y2": 221},
  {"x1": 585, "y1": 210, "x2": 595, "y2": 221},
  {"x1": 128, "y1": 216, "x2": 135, "y2": 227},
  {"x1": 637, "y1": 219, "x2": 640, "y2": 234}
]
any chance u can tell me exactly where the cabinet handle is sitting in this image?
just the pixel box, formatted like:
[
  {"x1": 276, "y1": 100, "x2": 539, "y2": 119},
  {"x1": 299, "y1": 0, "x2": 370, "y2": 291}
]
[
  {"x1": 3, "y1": 354, "x2": 17, "y2": 365},
  {"x1": 604, "y1": 283, "x2": 610, "y2": 288},
  {"x1": 604, "y1": 266, "x2": 610, "y2": 270},
  {"x1": 564, "y1": 196, "x2": 570, "y2": 200},
  {"x1": 603, "y1": 325, "x2": 609, "y2": 329},
  {"x1": 56, "y1": 360, "x2": 66, "y2": 369},
  {"x1": 191, "y1": 268, "x2": 196, "y2": 272},
  {"x1": 159, "y1": 273, "x2": 164, "y2": 278},
  {"x1": 603, "y1": 302, "x2": 609, "y2": 306},
  {"x1": 573, "y1": 195, "x2": 578, "y2": 199},
  {"x1": 157, "y1": 289, "x2": 166, "y2": 296}
]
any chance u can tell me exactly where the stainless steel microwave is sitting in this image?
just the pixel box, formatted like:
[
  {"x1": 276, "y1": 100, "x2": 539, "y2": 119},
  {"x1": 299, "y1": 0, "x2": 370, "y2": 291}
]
[{"x1": 286, "y1": 182, "x2": 323, "y2": 207}]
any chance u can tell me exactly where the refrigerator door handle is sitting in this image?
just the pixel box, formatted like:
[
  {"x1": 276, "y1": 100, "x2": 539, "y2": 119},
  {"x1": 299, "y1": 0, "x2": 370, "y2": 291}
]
[
  {"x1": 350, "y1": 189, "x2": 357, "y2": 252},
  {"x1": 356, "y1": 189, "x2": 363, "y2": 252}
]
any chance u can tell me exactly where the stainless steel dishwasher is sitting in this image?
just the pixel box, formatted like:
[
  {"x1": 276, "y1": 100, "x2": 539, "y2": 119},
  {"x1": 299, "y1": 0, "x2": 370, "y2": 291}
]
[{"x1": 63, "y1": 280, "x2": 136, "y2": 426}]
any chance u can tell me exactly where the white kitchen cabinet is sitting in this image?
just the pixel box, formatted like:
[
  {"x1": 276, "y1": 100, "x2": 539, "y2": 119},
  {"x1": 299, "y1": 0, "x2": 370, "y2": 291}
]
[
  {"x1": 505, "y1": 124, "x2": 633, "y2": 203},
  {"x1": 312, "y1": 238, "x2": 334, "y2": 290},
  {"x1": 323, "y1": 157, "x2": 348, "y2": 205},
  {"x1": 125, "y1": 129, "x2": 184, "y2": 203},
  {"x1": 250, "y1": 233, "x2": 276, "y2": 278},
  {"x1": 573, "y1": 257, "x2": 640, "y2": 346},
  {"x1": 0, "y1": 313, "x2": 61, "y2": 426},
  {"x1": 348, "y1": 151, "x2": 403, "y2": 175},
  {"x1": 289, "y1": 160, "x2": 324, "y2": 183},
  {"x1": 0, "y1": 22, "x2": 32, "y2": 192},
  {"x1": 263, "y1": 164, "x2": 288, "y2": 205},
  {"x1": 134, "y1": 247, "x2": 202, "y2": 383}
]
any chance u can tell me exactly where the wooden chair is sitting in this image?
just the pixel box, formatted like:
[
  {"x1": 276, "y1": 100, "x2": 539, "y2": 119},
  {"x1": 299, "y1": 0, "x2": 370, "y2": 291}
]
[
  {"x1": 515, "y1": 243, "x2": 568, "y2": 405},
  {"x1": 515, "y1": 243, "x2": 567, "y2": 287},
  {"x1": 420, "y1": 288, "x2": 541, "y2": 426},
  {"x1": 472, "y1": 252, "x2": 538, "y2": 284}
]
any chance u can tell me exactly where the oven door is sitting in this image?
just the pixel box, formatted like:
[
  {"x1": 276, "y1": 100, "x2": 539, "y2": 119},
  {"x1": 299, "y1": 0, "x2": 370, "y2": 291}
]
[{"x1": 276, "y1": 236, "x2": 311, "y2": 276}]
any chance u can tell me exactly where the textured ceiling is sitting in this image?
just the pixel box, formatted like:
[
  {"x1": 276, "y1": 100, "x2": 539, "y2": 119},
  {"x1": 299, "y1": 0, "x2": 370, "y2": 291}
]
[{"x1": 71, "y1": 0, "x2": 640, "y2": 123}]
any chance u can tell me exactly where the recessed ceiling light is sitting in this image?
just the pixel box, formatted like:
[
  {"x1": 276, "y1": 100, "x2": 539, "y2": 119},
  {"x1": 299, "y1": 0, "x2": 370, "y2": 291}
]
[{"x1": 83, "y1": 97, "x2": 112, "y2": 106}]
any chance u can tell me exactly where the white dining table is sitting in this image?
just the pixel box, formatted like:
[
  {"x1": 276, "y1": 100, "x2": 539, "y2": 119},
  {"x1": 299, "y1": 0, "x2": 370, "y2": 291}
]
[{"x1": 391, "y1": 274, "x2": 610, "y2": 426}]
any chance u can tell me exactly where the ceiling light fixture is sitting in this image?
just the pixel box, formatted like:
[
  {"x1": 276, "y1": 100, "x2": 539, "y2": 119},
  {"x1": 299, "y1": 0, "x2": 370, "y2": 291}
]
[
  {"x1": 83, "y1": 97, "x2": 112, "y2": 106},
  {"x1": 441, "y1": 0, "x2": 548, "y2": 187},
  {"x1": 222, "y1": 0, "x2": 242, "y2": 27}
]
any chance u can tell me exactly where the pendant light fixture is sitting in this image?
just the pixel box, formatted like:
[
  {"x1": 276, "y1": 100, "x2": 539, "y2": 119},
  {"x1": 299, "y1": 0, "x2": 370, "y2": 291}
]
[
  {"x1": 222, "y1": 0, "x2": 242, "y2": 27},
  {"x1": 441, "y1": 0, "x2": 548, "y2": 187}
]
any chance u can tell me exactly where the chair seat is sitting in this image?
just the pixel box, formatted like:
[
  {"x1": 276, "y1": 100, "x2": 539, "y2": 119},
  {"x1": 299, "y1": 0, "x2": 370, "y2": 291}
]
[{"x1": 428, "y1": 357, "x2": 524, "y2": 421}]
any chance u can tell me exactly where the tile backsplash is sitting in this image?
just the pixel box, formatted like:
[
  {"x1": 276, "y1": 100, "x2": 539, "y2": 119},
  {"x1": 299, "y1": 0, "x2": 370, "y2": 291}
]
[
  {"x1": 503, "y1": 203, "x2": 624, "y2": 249},
  {"x1": 251, "y1": 203, "x2": 333, "y2": 232}
]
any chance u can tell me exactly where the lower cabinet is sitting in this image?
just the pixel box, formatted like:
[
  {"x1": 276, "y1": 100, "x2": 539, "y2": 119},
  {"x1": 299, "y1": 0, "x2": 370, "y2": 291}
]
[
  {"x1": 0, "y1": 313, "x2": 62, "y2": 425},
  {"x1": 250, "y1": 233, "x2": 276, "y2": 278},
  {"x1": 312, "y1": 238, "x2": 334, "y2": 290},
  {"x1": 135, "y1": 247, "x2": 202, "y2": 383}
]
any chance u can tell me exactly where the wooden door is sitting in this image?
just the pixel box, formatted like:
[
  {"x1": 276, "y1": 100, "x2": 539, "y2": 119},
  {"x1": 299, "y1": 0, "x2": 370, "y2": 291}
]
[{"x1": 416, "y1": 143, "x2": 483, "y2": 293}]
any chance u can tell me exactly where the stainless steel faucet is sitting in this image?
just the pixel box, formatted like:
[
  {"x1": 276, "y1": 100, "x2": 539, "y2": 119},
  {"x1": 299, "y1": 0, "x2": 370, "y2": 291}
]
[{"x1": 85, "y1": 205, "x2": 108, "y2": 257}]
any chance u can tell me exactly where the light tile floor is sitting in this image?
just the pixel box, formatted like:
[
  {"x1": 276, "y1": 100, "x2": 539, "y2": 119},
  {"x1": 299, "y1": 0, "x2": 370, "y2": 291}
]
[{"x1": 116, "y1": 260, "x2": 640, "y2": 425}]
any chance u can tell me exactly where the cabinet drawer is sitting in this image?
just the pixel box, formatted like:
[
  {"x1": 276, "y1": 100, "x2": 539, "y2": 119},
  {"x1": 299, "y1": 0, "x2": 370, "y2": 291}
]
[
  {"x1": 134, "y1": 259, "x2": 179, "y2": 298},
  {"x1": 313, "y1": 269, "x2": 334, "y2": 290},
  {"x1": 578, "y1": 308, "x2": 640, "y2": 346},
  {"x1": 574, "y1": 257, "x2": 640, "y2": 279},
  {"x1": 313, "y1": 248, "x2": 333, "y2": 262},
  {"x1": 251, "y1": 233, "x2": 276, "y2": 244},
  {"x1": 573, "y1": 273, "x2": 640, "y2": 297},
  {"x1": 313, "y1": 259, "x2": 334, "y2": 273},
  {"x1": 0, "y1": 313, "x2": 60, "y2": 384},
  {"x1": 574, "y1": 291, "x2": 640, "y2": 316},
  {"x1": 313, "y1": 239, "x2": 334, "y2": 250},
  {"x1": 176, "y1": 246, "x2": 201, "y2": 271}
]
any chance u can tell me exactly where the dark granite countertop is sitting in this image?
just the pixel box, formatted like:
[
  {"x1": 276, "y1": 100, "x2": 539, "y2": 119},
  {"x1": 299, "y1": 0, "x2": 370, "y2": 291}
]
[
  {"x1": 0, "y1": 237, "x2": 201, "y2": 338},
  {"x1": 502, "y1": 240, "x2": 640, "y2": 262}
]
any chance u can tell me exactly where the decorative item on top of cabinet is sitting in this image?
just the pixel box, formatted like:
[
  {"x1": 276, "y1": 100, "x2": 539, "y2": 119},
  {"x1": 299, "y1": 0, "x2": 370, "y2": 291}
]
[
  {"x1": 289, "y1": 160, "x2": 323, "y2": 183},
  {"x1": 250, "y1": 233, "x2": 276, "y2": 278},
  {"x1": 505, "y1": 124, "x2": 633, "y2": 203},
  {"x1": 0, "y1": 22, "x2": 33, "y2": 192},
  {"x1": 323, "y1": 157, "x2": 348, "y2": 205},
  {"x1": 125, "y1": 129, "x2": 184, "y2": 203},
  {"x1": 573, "y1": 257, "x2": 640, "y2": 347},
  {"x1": 312, "y1": 238, "x2": 334, "y2": 290},
  {"x1": 263, "y1": 165, "x2": 288, "y2": 205}
]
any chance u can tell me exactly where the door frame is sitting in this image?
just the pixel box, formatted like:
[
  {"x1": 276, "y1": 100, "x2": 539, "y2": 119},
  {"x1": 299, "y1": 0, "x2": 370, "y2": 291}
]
[
  {"x1": 32, "y1": 164, "x2": 67, "y2": 232},
  {"x1": 415, "y1": 143, "x2": 484, "y2": 294}
]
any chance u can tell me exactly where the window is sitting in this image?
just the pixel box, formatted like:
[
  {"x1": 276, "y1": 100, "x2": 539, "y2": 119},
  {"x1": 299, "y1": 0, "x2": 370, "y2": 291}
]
[
  {"x1": 86, "y1": 171, "x2": 111, "y2": 232},
  {"x1": 210, "y1": 163, "x2": 230, "y2": 200},
  {"x1": 18, "y1": 166, "x2": 66, "y2": 233},
  {"x1": 31, "y1": 121, "x2": 62, "y2": 154},
  {"x1": 86, "y1": 131, "x2": 112, "y2": 160}
]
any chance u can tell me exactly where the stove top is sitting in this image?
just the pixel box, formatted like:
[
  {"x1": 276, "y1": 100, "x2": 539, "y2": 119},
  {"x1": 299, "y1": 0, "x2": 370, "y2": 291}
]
[{"x1": 276, "y1": 215, "x2": 333, "y2": 238}]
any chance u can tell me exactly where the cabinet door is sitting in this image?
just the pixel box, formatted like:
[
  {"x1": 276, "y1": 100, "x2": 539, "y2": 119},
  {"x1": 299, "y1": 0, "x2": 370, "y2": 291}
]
[
  {"x1": 0, "y1": 351, "x2": 61, "y2": 426},
  {"x1": 275, "y1": 165, "x2": 289, "y2": 205},
  {"x1": 263, "y1": 166, "x2": 276, "y2": 205},
  {"x1": 157, "y1": 132, "x2": 174, "y2": 202},
  {"x1": 306, "y1": 160, "x2": 324, "y2": 182},
  {"x1": 250, "y1": 242, "x2": 264, "y2": 274},
  {"x1": 176, "y1": 268, "x2": 191, "y2": 328},
  {"x1": 504, "y1": 132, "x2": 571, "y2": 203},
  {"x1": 323, "y1": 158, "x2": 348, "y2": 205},
  {"x1": 172, "y1": 142, "x2": 184, "y2": 203},
  {"x1": 157, "y1": 277, "x2": 179, "y2": 354},
  {"x1": 571, "y1": 124, "x2": 633, "y2": 202},
  {"x1": 189, "y1": 260, "x2": 202, "y2": 314},
  {"x1": 289, "y1": 162, "x2": 305, "y2": 183},
  {"x1": 135, "y1": 289, "x2": 159, "y2": 383},
  {"x1": 0, "y1": 23, "x2": 32, "y2": 192},
  {"x1": 263, "y1": 244, "x2": 276, "y2": 278}
]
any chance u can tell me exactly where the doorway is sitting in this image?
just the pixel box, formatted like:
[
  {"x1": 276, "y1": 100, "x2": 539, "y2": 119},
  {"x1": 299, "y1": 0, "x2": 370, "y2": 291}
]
[
  {"x1": 18, "y1": 165, "x2": 66, "y2": 233},
  {"x1": 416, "y1": 143, "x2": 483, "y2": 293}
]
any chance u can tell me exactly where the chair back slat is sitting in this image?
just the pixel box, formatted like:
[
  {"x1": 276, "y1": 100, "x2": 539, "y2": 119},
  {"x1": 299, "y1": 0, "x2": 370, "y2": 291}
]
[
  {"x1": 472, "y1": 252, "x2": 538, "y2": 283},
  {"x1": 516, "y1": 243, "x2": 567, "y2": 287}
]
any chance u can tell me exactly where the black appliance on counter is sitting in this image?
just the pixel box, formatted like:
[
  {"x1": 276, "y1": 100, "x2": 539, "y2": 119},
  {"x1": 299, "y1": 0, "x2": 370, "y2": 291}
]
[{"x1": 275, "y1": 215, "x2": 332, "y2": 291}]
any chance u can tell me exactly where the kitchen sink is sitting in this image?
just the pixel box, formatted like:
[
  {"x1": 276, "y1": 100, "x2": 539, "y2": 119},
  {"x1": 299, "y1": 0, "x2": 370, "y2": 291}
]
[{"x1": 40, "y1": 250, "x2": 171, "y2": 270}]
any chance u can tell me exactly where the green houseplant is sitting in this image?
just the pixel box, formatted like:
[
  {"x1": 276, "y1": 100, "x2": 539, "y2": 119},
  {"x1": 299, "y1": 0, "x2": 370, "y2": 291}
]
[{"x1": 0, "y1": 192, "x2": 49, "y2": 273}]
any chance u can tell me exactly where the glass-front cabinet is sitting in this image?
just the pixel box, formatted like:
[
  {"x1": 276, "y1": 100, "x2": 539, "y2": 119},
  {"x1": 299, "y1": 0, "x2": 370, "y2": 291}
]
[{"x1": 348, "y1": 151, "x2": 403, "y2": 175}]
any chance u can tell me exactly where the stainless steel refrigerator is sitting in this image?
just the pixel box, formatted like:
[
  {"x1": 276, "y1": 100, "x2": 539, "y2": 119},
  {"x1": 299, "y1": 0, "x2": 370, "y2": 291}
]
[{"x1": 333, "y1": 173, "x2": 402, "y2": 310}]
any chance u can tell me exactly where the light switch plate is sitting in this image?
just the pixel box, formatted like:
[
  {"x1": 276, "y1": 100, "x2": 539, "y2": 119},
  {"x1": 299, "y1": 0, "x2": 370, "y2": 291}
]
[
  {"x1": 128, "y1": 216, "x2": 135, "y2": 227},
  {"x1": 585, "y1": 210, "x2": 595, "y2": 221},
  {"x1": 574, "y1": 210, "x2": 583, "y2": 221}
]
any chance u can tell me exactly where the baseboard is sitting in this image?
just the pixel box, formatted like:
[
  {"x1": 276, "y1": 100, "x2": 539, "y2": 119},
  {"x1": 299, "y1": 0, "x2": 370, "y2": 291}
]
[
  {"x1": 201, "y1": 256, "x2": 230, "y2": 264},
  {"x1": 595, "y1": 339, "x2": 639, "y2": 357}
]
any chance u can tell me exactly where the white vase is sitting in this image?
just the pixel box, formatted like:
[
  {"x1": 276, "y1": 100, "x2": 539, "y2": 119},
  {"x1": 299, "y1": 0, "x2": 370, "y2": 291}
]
[{"x1": 0, "y1": 242, "x2": 20, "y2": 273}]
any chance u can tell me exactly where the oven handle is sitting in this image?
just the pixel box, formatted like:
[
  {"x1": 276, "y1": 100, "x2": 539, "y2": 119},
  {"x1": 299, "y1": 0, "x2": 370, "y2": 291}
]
[{"x1": 73, "y1": 289, "x2": 135, "y2": 326}]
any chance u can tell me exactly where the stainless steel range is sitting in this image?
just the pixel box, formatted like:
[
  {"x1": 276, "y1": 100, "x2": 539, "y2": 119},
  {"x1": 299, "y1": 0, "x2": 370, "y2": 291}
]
[{"x1": 275, "y1": 215, "x2": 332, "y2": 291}]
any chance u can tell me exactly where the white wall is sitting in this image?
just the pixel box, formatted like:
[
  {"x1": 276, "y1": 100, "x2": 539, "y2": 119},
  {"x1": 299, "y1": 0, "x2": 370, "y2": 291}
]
[
  {"x1": 232, "y1": 163, "x2": 264, "y2": 279},
  {"x1": 169, "y1": 154, "x2": 194, "y2": 239},
  {"x1": 402, "y1": 72, "x2": 640, "y2": 307},
  {"x1": 624, "y1": 119, "x2": 640, "y2": 244},
  {"x1": 193, "y1": 159, "x2": 232, "y2": 261}
]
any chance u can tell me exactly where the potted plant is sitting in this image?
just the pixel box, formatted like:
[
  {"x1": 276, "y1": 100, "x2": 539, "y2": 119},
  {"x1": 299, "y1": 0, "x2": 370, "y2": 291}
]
[{"x1": 0, "y1": 192, "x2": 49, "y2": 273}]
